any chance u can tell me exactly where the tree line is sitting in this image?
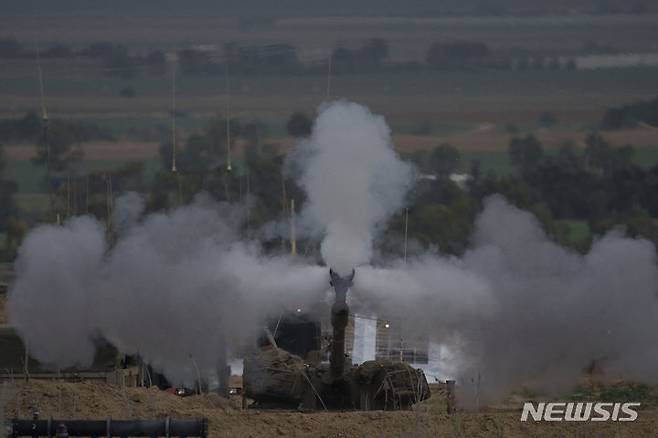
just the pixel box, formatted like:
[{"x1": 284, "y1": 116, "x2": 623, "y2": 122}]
[
  {"x1": 1, "y1": 104, "x2": 657, "y2": 261},
  {"x1": 0, "y1": 36, "x2": 580, "y2": 79}
]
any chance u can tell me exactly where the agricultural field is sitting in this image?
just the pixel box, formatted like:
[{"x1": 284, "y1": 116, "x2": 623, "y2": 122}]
[
  {"x1": 2, "y1": 62, "x2": 657, "y2": 212},
  {"x1": 2, "y1": 13, "x2": 657, "y2": 209}
]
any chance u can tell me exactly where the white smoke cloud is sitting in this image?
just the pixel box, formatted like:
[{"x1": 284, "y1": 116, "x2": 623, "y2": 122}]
[
  {"x1": 354, "y1": 195, "x2": 658, "y2": 402},
  {"x1": 6, "y1": 101, "x2": 658, "y2": 403},
  {"x1": 111, "y1": 191, "x2": 145, "y2": 234},
  {"x1": 9, "y1": 216, "x2": 106, "y2": 367},
  {"x1": 8, "y1": 194, "x2": 327, "y2": 384},
  {"x1": 292, "y1": 101, "x2": 414, "y2": 275}
]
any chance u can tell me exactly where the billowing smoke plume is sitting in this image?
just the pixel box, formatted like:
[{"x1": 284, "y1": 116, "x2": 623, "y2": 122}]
[
  {"x1": 354, "y1": 195, "x2": 658, "y2": 402},
  {"x1": 293, "y1": 101, "x2": 413, "y2": 275},
  {"x1": 8, "y1": 194, "x2": 327, "y2": 384},
  {"x1": 6, "y1": 100, "x2": 658, "y2": 402}
]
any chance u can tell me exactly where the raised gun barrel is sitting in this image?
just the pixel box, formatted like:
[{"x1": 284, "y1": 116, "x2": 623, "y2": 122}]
[{"x1": 328, "y1": 268, "x2": 355, "y2": 380}]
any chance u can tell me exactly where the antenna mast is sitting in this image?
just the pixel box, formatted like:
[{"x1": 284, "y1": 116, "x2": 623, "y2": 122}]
[
  {"x1": 35, "y1": 33, "x2": 56, "y2": 219},
  {"x1": 225, "y1": 60, "x2": 232, "y2": 172},
  {"x1": 36, "y1": 44, "x2": 48, "y2": 130},
  {"x1": 171, "y1": 65, "x2": 177, "y2": 173},
  {"x1": 403, "y1": 207, "x2": 409, "y2": 262},
  {"x1": 326, "y1": 50, "x2": 332, "y2": 99},
  {"x1": 290, "y1": 199, "x2": 297, "y2": 256}
]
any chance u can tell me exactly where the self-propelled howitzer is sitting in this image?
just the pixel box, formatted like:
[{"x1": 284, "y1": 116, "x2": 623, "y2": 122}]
[{"x1": 242, "y1": 268, "x2": 431, "y2": 410}]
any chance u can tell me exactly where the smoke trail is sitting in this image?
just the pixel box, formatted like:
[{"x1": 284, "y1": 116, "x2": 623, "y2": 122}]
[
  {"x1": 354, "y1": 195, "x2": 658, "y2": 402},
  {"x1": 292, "y1": 101, "x2": 413, "y2": 275},
  {"x1": 8, "y1": 194, "x2": 327, "y2": 384}
]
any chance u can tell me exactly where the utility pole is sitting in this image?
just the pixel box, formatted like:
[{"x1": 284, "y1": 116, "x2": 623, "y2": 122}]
[
  {"x1": 171, "y1": 65, "x2": 177, "y2": 173},
  {"x1": 403, "y1": 208, "x2": 409, "y2": 262},
  {"x1": 326, "y1": 50, "x2": 332, "y2": 99},
  {"x1": 290, "y1": 199, "x2": 297, "y2": 256}
]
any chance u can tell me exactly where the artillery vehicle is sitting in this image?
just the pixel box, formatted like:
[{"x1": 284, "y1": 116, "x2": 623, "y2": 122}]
[{"x1": 243, "y1": 269, "x2": 431, "y2": 410}]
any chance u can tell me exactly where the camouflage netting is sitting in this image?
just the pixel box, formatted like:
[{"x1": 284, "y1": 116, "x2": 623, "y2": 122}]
[
  {"x1": 351, "y1": 360, "x2": 431, "y2": 410},
  {"x1": 243, "y1": 346, "x2": 306, "y2": 404}
]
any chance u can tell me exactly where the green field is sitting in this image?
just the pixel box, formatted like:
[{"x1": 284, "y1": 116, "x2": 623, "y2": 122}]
[
  {"x1": 459, "y1": 146, "x2": 658, "y2": 176},
  {"x1": 4, "y1": 159, "x2": 158, "y2": 193},
  {"x1": 4, "y1": 67, "x2": 658, "y2": 100}
]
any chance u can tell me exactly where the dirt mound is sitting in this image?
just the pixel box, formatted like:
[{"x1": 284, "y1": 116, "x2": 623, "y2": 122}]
[
  {"x1": 3, "y1": 380, "x2": 658, "y2": 437},
  {"x1": 3, "y1": 380, "x2": 232, "y2": 419}
]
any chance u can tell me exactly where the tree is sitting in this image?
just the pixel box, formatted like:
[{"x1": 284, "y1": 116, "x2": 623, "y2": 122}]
[
  {"x1": 429, "y1": 144, "x2": 460, "y2": 179},
  {"x1": 0, "y1": 111, "x2": 40, "y2": 142},
  {"x1": 408, "y1": 189, "x2": 477, "y2": 255},
  {"x1": 555, "y1": 141, "x2": 584, "y2": 168},
  {"x1": 103, "y1": 45, "x2": 138, "y2": 79},
  {"x1": 0, "y1": 37, "x2": 23, "y2": 58},
  {"x1": 469, "y1": 159, "x2": 482, "y2": 185},
  {"x1": 79, "y1": 41, "x2": 114, "y2": 58},
  {"x1": 426, "y1": 41, "x2": 490, "y2": 70},
  {"x1": 516, "y1": 55, "x2": 530, "y2": 71},
  {"x1": 3, "y1": 216, "x2": 27, "y2": 261},
  {"x1": 606, "y1": 164, "x2": 645, "y2": 214},
  {"x1": 523, "y1": 156, "x2": 593, "y2": 219},
  {"x1": 233, "y1": 43, "x2": 301, "y2": 75},
  {"x1": 584, "y1": 133, "x2": 634, "y2": 176},
  {"x1": 601, "y1": 107, "x2": 627, "y2": 130},
  {"x1": 547, "y1": 57, "x2": 561, "y2": 70},
  {"x1": 145, "y1": 50, "x2": 168, "y2": 76},
  {"x1": 358, "y1": 38, "x2": 389, "y2": 69},
  {"x1": 32, "y1": 119, "x2": 84, "y2": 174},
  {"x1": 0, "y1": 144, "x2": 18, "y2": 233},
  {"x1": 509, "y1": 134, "x2": 544, "y2": 171},
  {"x1": 623, "y1": 208, "x2": 658, "y2": 246},
  {"x1": 160, "y1": 116, "x2": 240, "y2": 174},
  {"x1": 43, "y1": 44, "x2": 74, "y2": 58},
  {"x1": 286, "y1": 112, "x2": 312, "y2": 138},
  {"x1": 538, "y1": 112, "x2": 557, "y2": 128},
  {"x1": 645, "y1": 164, "x2": 658, "y2": 217},
  {"x1": 331, "y1": 47, "x2": 356, "y2": 75},
  {"x1": 565, "y1": 58, "x2": 577, "y2": 71},
  {"x1": 178, "y1": 48, "x2": 213, "y2": 75},
  {"x1": 601, "y1": 96, "x2": 658, "y2": 130},
  {"x1": 530, "y1": 56, "x2": 546, "y2": 70},
  {"x1": 243, "y1": 120, "x2": 268, "y2": 158}
]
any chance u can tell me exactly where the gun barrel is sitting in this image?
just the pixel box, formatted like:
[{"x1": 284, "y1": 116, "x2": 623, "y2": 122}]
[{"x1": 329, "y1": 269, "x2": 354, "y2": 379}]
